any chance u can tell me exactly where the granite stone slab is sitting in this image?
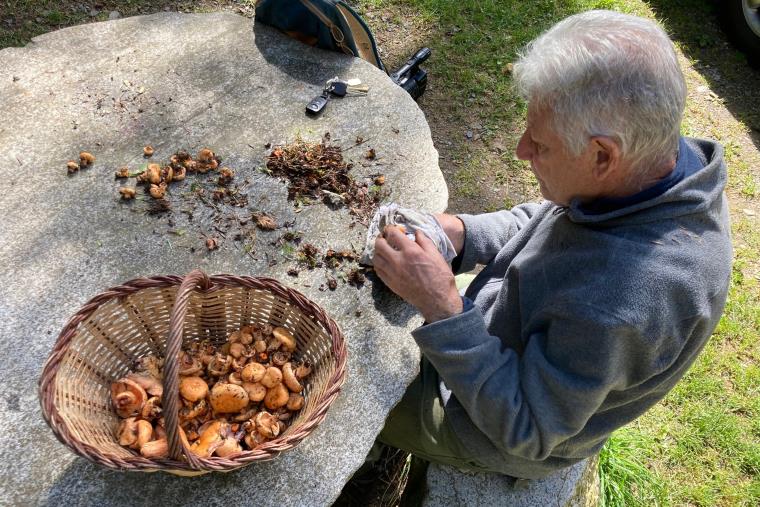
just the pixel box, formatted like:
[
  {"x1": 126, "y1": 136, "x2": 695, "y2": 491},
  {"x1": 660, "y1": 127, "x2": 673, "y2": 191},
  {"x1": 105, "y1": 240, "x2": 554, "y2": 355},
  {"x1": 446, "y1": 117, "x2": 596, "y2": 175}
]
[
  {"x1": 424, "y1": 457, "x2": 600, "y2": 507},
  {"x1": 0, "y1": 12, "x2": 446, "y2": 506}
]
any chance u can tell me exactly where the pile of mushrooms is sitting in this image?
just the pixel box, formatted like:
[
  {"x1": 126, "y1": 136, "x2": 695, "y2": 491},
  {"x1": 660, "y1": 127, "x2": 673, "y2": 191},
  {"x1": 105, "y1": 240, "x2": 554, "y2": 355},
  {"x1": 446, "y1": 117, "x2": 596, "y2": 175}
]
[
  {"x1": 111, "y1": 324, "x2": 312, "y2": 460},
  {"x1": 117, "y1": 147, "x2": 234, "y2": 200}
]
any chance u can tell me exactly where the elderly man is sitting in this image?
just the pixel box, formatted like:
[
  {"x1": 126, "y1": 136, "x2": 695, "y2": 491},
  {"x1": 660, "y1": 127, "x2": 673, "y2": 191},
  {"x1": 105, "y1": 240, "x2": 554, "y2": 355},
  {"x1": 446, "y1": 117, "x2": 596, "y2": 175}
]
[{"x1": 372, "y1": 10, "x2": 732, "y2": 479}]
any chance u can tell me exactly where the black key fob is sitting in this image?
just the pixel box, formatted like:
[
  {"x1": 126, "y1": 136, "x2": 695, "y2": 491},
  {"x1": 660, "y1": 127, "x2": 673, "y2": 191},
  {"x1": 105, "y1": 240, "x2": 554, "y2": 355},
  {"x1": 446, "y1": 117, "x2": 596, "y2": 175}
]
[{"x1": 306, "y1": 92, "x2": 330, "y2": 115}]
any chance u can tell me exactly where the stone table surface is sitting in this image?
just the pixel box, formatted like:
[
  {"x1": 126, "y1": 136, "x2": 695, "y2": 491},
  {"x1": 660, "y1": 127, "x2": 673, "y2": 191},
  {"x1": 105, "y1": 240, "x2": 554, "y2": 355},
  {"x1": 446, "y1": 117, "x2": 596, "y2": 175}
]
[{"x1": 0, "y1": 12, "x2": 446, "y2": 506}]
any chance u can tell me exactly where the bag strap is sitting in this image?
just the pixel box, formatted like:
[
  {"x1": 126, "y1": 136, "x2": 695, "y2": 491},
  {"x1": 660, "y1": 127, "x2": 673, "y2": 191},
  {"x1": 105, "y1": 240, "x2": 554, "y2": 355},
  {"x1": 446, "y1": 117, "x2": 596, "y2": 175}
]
[{"x1": 298, "y1": 0, "x2": 355, "y2": 57}]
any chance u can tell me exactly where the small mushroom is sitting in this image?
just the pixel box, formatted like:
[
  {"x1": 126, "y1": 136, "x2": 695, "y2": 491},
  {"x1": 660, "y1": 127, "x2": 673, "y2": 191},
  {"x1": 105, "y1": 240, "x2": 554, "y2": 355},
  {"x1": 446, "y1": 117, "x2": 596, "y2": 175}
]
[
  {"x1": 117, "y1": 417, "x2": 138, "y2": 447},
  {"x1": 215, "y1": 437, "x2": 242, "y2": 457},
  {"x1": 233, "y1": 407, "x2": 259, "y2": 422},
  {"x1": 271, "y1": 351, "x2": 291, "y2": 367},
  {"x1": 79, "y1": 151, "x2": 95, "y2": 166},
  {"x1": 255, "y1": 411, "x2": 280, "y2": 439},
  {"x1": 229, "y1": 342, "x2": 246, "y2": 359},
  {"x1": 146, "y1": 163, "x2": 162, "y2": 184},
  {"x1": 198, "y1": 148, "x2": 214, "y2": 163},
  {"x1": 132, "y1": 420, "x2": 153, "y2": 450},
  {"x1": 66, "y1": 161, "x2": 79, "y2": 174},
  {"x1": 190, "y1": 420, "x2": 227, "y2": 458},
  {"x1": 111, "y1": 378, "x2": 147, "y2": 418},
  {"x1": 239, "y1": 332, "x2": 254, "y2": 345},
  {"x1": 287, "y1": 393, "x2": 305, "y2": 411},
  {"x1": 179, "y1": 399, "x2": 209, "y2": 423},
  {"x1": 253, "y1": 340, "x2": 267, "y2": 353},
  {"x1": 231, "y1": 356, "x2": 248, "y2": 372},
  {"x1": 282, "y1": 362, "x2": 302, "y2": 393},
  {"x1": 264, "y1": 383, "x2": 289, "y2": 411},
  {"x1": 260, "y1": 367, "x2": 282, "y2": 388},
  {"x1": 141, "y1": 396, "x2": 162, "y2": 420},
  {"x1": 241, "y1": 362, "x2": 266, "y2": 383},
  {"x1": 149, "y1": 183, "x2": 166, "y2": 199},
  {"x1": 119, "y1": 187, "x2": 136, "y2": 199},
  {"x1": 140, "y1": 438, "x2": 168, "y2": 459},
  {"x1": 135, "y1": 355, "x2": 163, "y2": 379},
  {"x1": 242, "y1": 382, "x2": 266, "y2": 402},
  {"x1": 295, "y1": 361, "x2": 312, "y2": 379},
  {"x1": 179, "y1": 376, "x2": 209, "y2": 402},
  {"x1": 207, "y1": 353, "x2": 232, "y2": 377},
  {"x1": 143, "y1": 145, "x2": 154, "y2": 157},
  {"x1": 127, "y1": 371, "x2": 163, "y2": 397},
  {"x1": 178, "y1": 352, "x2": 203, "y2": 376},
  {"x1": 228, "y1": 330, "x2": 242, "y2": 343},
  {"x1": 245, "y1": 431, "x2": 264, "y2": 449},
  {"x1": 173, "y1": 166, "x2": 186, "y2": 181},
  {"x1": 228, "y1": 371, "x2": 243, "y2": 386},
  {"x1": 209, "y1": 383, "x2": 249, "y2": 414},
  {"x1": 273, "y1": 327, "x2": 297, "y2": 352}
]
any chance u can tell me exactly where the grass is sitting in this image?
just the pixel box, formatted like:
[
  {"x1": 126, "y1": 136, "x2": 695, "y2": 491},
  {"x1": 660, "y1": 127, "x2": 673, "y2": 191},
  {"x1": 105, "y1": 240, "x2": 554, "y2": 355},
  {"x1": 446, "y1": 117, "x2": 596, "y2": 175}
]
[{"x1": 3, "y1": 1, "x2": 758, "y2": 505}]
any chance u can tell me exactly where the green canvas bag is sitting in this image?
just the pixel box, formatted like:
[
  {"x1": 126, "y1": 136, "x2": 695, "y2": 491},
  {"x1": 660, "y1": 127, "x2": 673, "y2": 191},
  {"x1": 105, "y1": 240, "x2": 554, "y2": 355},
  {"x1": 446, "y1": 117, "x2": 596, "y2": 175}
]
[{"x1": 255, "y1": 0, "x2": 386, "y2": 72}]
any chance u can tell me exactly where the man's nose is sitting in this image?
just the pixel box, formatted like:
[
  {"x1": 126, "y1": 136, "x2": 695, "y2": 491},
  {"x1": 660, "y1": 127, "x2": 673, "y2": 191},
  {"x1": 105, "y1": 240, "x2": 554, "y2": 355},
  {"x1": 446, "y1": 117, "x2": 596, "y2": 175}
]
[{"x1": 516, "y1": 132, "x2": 532, "y2": 161}]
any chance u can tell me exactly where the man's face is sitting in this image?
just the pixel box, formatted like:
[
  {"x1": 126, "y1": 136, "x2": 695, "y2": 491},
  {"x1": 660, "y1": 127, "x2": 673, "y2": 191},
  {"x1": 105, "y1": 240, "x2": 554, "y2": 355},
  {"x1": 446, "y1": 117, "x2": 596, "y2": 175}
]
[{"x1": 516, "y1": 105, "x2": 599, "y2": 206}]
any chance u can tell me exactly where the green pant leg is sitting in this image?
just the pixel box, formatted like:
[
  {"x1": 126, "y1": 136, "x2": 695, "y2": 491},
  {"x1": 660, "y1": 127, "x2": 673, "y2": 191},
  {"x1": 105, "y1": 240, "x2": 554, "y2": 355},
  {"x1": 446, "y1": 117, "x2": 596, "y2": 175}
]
[{"x1": 379, "y1": 357, "x2": 491, "y2": 472}]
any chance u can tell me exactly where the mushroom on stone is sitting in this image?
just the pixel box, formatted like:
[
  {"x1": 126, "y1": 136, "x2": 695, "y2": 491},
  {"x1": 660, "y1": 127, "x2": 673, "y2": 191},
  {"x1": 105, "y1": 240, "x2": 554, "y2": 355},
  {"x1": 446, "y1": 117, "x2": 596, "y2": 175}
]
[
  {"x1": 209, "y1": 383, "x2": 249, "y2": 414},
  {"x1": 79, "y1": 151, "x2": 95, "y2": 166},
  {"x1": 111, "y1": 378, "x2": 147, "y2": 418}
]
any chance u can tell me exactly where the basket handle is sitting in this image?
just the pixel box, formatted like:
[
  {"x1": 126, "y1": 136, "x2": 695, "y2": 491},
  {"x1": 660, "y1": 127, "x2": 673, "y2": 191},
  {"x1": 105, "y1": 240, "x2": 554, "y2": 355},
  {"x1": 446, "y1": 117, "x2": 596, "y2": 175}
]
[{"x1": 163, "y1": 269, "x2": 211, "y2": 467}]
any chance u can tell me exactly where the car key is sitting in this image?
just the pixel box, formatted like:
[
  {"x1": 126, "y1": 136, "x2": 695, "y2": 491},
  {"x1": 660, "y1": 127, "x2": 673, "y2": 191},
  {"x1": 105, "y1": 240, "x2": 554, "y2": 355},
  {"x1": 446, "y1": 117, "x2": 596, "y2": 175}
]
[
  {"x1": 306, "y1": 90, "x2": 330, "y2": 115},
  {"x1": 328, "y1": 80, "x2": 348, "y2": 97}
]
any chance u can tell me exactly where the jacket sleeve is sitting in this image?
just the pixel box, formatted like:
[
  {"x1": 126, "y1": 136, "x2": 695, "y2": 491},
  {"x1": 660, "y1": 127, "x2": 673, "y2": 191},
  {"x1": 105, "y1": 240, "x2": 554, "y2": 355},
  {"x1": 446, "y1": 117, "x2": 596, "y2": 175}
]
[
  {"x1": 412, "y1": 302, "x2": 641, "y2": 461},
  {"x1": 455, "y1": 203, "x2": 545, "y2": 273}
]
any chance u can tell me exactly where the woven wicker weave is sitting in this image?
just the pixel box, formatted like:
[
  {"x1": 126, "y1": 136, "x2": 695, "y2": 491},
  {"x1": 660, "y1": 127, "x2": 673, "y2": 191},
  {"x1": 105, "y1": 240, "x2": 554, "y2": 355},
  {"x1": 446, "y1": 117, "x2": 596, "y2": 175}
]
[{"x1": 38, "y1": 270, "x2": 347, "y2": 474}]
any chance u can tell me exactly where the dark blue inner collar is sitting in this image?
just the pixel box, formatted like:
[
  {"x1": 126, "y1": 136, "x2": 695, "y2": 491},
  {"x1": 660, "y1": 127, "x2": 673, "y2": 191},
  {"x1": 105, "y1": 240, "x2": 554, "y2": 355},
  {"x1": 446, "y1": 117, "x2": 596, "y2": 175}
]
[{"x1": 578, "y1": 138, "x2": 699, "y2": 215}]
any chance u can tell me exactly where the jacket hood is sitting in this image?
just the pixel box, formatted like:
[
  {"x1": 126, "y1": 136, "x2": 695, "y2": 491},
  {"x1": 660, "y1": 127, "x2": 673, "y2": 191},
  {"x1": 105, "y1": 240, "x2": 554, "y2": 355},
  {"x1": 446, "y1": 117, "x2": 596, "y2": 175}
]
[{"x1": 566, "y1": 137, "x2": 726, "y2": 226}]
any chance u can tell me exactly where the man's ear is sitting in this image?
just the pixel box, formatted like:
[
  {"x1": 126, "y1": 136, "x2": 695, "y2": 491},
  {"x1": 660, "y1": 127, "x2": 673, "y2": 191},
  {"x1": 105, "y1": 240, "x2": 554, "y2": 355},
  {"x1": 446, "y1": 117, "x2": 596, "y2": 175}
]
[{"x1": 590, "y1": 136, "x2": 621, "y2": 180}]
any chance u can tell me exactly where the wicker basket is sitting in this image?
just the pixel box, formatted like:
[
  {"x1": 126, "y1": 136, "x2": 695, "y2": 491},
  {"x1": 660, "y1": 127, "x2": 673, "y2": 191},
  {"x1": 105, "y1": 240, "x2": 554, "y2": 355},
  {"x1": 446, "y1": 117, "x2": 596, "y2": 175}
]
[{"x1": 38, "y1": 270, "x2": 347, "y2": 474}]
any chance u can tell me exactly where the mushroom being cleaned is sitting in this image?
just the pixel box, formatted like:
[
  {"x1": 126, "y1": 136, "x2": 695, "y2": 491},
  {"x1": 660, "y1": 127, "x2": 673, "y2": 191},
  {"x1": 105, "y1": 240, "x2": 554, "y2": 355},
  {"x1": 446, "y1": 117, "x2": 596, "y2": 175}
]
[
  {"x1": 209, "y1": 383, "x2": 249, "y2": 414},
  {"x1": 111, "y1": 378, "x2": 148, "y2": 418}
]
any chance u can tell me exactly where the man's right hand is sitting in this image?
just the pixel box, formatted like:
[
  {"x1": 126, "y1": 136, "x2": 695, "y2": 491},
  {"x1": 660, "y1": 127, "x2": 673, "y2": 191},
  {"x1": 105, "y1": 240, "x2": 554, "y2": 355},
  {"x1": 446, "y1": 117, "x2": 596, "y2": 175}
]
[{"x1": 434, "y1": 213, "x2": 465, "y2": 255}]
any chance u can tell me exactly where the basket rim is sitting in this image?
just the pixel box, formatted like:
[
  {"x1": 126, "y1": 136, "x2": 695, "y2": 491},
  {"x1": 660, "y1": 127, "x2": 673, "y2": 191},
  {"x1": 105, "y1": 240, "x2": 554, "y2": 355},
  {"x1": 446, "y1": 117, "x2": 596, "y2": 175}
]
[{"x1": 38, "y1": 272, "x2": 347, "y2": 472}]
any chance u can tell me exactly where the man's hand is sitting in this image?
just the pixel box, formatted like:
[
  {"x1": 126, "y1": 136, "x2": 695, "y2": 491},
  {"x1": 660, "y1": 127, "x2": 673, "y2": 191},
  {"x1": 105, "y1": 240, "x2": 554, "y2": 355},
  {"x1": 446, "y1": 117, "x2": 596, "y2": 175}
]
[{"x1": 374, "y1": 226, "x2": 463, "y2": 323}]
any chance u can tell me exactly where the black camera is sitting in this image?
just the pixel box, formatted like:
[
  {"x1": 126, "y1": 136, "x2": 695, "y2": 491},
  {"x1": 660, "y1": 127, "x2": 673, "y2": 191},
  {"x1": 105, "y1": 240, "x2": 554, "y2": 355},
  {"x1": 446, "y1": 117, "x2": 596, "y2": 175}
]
[{"x1": 391, "y1": 47, "x2": 431, "y2": 101}]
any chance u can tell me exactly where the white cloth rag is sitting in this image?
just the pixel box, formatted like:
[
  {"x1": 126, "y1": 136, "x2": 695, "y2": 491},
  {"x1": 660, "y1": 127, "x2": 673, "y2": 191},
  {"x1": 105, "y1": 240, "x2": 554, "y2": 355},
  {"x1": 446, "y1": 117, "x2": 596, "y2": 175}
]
[{"x1": 361, "y1": 203, "x2": 456, "y2": 265}]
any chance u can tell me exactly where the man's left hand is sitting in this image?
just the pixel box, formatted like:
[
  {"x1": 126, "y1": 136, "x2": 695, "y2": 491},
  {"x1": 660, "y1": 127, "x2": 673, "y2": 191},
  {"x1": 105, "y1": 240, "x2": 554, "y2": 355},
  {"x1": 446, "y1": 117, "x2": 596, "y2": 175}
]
[{"x1": 373, "y1": 226, "x2": 463, "y2": 323}]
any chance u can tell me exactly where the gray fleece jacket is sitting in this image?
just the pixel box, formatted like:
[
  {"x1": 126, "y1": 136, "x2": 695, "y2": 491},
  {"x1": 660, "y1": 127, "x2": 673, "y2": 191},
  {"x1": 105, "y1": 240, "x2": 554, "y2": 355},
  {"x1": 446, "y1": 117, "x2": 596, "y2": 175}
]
[{"x1": 412, "y1": 137, "x2": 732, "y2": 479}]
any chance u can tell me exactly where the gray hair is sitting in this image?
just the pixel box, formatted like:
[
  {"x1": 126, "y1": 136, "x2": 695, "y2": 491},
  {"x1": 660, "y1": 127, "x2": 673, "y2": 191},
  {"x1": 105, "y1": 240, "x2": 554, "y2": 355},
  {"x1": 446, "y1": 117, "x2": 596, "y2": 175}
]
[{"x1": 513, "y1": 10, "x2": 686, "y2": 181}]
